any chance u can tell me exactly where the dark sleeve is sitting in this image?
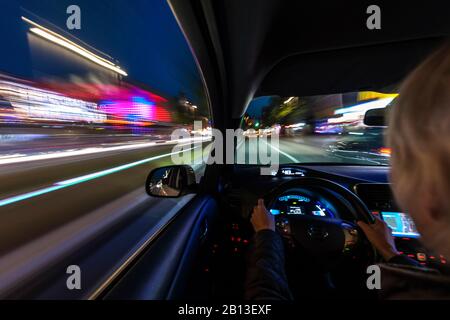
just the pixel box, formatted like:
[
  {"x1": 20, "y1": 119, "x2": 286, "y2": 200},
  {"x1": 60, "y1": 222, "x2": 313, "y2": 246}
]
[
  {"x1": 244, "y1": 229, "x2": 293, "y2": 300},
  {"x1": 388, "y1": 254, "x2": 422, "y2": 268}
]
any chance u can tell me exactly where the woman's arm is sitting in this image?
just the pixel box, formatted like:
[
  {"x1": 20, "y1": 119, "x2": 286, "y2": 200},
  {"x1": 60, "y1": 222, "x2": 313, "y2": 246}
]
[
  {"x1": 245, "y1": 229, "x2": 293, "y2": 300},
  {"x1": 244, "y1": 199, "x2": 293, "y2": 300}
]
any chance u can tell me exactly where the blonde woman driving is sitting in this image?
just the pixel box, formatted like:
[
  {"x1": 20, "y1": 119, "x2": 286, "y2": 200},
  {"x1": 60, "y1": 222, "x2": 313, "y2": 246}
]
[{"x1": 246, "y1": 42, "x2": 450, "y2": 300}]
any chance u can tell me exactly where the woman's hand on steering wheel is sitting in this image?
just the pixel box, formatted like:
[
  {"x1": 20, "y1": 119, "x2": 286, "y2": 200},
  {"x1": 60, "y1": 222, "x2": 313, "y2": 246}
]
[
  {"x1": 357, "y1": 216, "x2": 399, "y2": 260},
  {"x1": 250, "y1": 199, "x2": 275, "y2": 232}
]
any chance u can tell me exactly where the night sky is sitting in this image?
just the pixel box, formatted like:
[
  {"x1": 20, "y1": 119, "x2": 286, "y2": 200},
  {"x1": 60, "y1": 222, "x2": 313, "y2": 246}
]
[
  {"x1": 0, "y1": 0, "x2": 204, "y2": 107},
  {"x1": 246, "y1": 96, "x2": 273, "y2": 118}
]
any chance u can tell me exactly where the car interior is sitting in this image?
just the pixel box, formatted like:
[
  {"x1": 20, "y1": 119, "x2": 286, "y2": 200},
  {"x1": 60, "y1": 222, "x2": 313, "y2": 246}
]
[
  {"x1": 101, "y1": 1, "x2": 450, "y2": 300},
  {"x1": 5, "y1": 1, "x2": 449, "y2": 300}
]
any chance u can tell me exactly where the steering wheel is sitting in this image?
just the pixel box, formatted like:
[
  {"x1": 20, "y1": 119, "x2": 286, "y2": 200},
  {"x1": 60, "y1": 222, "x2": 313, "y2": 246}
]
[{"x1": 264, "y1": 177, "x2": 377, "y2": 272}]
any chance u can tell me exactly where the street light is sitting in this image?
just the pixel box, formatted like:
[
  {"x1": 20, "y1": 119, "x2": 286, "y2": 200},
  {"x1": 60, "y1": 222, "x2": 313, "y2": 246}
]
[
  {"x1": 22, "y1": 16, "x2": 128, "y2": 76},
  {"x1": 191, "y1": 105, "x2": 197, "y2": 122},
  {"x1": 284, "y1": 97, "x2": 294, "y2": 104}
]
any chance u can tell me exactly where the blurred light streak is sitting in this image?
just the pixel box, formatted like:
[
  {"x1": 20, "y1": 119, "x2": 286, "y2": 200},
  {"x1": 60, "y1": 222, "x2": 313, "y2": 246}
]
[
  {"x1": 0, "y1": 144, "x2": 199, "y2": 207},
  {"x1": 22, "y1": 17, "x2": 127, "y2": 76},
  {"x1": 358, "y1": 92, "x2": 398, "y2": 101},
  {"x1": 348, "y1": 132, "x2": 364, "y2": 136},
  {"x1": 0, "y1": 185, "x2": 66, "y2": 207},
  {"x1": 99, "y1": 96, "x2": 172, "y2": 124},
  {"x1": 284, "y1": 97, "x2": 294, "y2": 104},
  {"x1": 0, "y1": 78, "x2": 107, "y2": 123},
  {"x1": 285, "y1": 122, "x2": 305, "y2": 129},
  {"x1": 30, "y1": 27, "x2": 127, "y2": 76},
  {"x1": 1, "y1": 75, "x2": 174, "y2": 126},
  {"x1": 328, "y1": 112, "x2": 361, "y2": 124},
  {"x1": 0, "y1": 137, "x2": 208, "y2": 165},
  {"x1": 377, "y1": 147, "x2": 392, "y2": 156},
  {"x1": 334, "y1": 97, "x2": 395, "y2": 115},
  {"x1": 314, "y1": 123, "x2": 343, "y2": 134}
]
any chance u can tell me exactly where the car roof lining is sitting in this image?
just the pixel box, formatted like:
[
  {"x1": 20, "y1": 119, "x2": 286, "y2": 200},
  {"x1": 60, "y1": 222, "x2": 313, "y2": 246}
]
[{"x1": 256, "y1": 37, "x2": 445, "y2": 98}]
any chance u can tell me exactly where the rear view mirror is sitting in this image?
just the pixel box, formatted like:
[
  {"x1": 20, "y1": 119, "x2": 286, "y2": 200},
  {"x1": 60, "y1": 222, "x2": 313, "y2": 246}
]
[
  {"x1": 145, "y1": 165, "x2": 197, "y2": 198},
  {"x1": 364, "y1": 108, "x2": 387, "y2": 127}
]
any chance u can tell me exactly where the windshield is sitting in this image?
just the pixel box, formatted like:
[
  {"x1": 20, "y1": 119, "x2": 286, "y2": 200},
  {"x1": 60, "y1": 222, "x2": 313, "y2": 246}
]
[{"x1": 240, "y1": 91, "x2": 396, "y2": 166}]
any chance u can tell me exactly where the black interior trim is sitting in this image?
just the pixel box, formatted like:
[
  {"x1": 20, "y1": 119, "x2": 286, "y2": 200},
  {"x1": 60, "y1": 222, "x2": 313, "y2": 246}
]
[{"x1": 102, "y1": 195, "x2": 218, "y2": 300}]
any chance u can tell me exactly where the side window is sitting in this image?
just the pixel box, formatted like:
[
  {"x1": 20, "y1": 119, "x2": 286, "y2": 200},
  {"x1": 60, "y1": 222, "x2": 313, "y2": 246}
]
[{"x1": 0, "y1": 0, "x2": 209, "y2": 298}]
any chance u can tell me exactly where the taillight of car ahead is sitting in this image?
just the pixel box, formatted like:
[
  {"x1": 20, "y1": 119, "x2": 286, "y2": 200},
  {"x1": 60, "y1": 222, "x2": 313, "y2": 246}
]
[{"x1": 376, "y1": 147, "x2": 391, "y2": 156}]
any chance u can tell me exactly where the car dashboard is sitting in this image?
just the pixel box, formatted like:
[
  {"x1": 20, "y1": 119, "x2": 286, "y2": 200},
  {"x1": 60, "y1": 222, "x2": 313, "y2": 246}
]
[{"x1": 226, "y1": 164, "x2": 448, "y2": 270}]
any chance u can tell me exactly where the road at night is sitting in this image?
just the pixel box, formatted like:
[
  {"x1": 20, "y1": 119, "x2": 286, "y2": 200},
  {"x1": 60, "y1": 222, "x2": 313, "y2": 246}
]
[
  {"x1": 238, "y1": 135, "x2": 389, "y2": 166},
  {"x1": 0, "y1": 135, "x2": 208, "y2": 256}
]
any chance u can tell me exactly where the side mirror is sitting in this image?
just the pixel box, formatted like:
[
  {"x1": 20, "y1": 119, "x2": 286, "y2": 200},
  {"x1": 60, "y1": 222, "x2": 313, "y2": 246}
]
[
  {"x1": 364, "y1": 108, "x2": 387, "y2": 127},
  {"x1": 145, "y1": 165, "x2": 197, "y2": 198}
]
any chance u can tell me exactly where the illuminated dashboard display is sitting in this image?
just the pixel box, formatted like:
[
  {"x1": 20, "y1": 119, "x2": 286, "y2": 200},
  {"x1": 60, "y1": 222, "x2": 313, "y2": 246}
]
[
  {"x1": 270, "y1": 193, "x2": 331, "y2": 217},
  {"x1": 381, "y1": 211, "x2": 420, "y2": 238},
  {"x1": 280, "y1": 168, "x2": 306, "y2": 177},
  {"x1": 278, "y1": 194, "x2": 310, "y2": 203}
]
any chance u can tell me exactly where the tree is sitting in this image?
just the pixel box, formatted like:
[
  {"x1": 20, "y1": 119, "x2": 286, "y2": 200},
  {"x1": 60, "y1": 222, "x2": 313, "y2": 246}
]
[{"x1": 261, "y1": 97, "x2": 309, "y2": 126}]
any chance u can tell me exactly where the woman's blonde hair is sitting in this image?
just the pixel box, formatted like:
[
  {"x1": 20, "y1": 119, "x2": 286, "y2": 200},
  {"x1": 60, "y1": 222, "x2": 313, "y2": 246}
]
[{"x1": 388, "y1": 41, "x2": 450, "y2": 212}]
